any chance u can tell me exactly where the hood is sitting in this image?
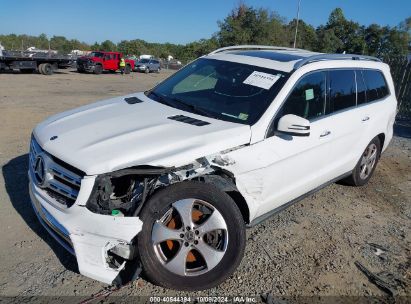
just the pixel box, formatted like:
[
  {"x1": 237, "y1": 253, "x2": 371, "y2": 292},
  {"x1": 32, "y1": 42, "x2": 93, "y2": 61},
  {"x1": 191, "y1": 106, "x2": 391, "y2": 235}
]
[{"x1": 34, "y1": 92, "x2": 251, "y2": 175}]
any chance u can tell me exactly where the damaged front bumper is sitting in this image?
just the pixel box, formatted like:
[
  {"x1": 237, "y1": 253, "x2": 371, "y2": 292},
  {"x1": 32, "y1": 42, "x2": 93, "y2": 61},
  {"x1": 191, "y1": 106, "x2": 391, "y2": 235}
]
[{"x1": 28, "y1": 173, "x2": 143, "y2": 285}]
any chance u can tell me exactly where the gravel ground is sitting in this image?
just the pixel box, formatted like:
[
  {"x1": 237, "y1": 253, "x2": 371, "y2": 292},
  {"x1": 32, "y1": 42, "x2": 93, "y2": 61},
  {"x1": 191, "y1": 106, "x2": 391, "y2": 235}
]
[{"x1": 0, "y1": 69, "x2": 410, "y2": 302}]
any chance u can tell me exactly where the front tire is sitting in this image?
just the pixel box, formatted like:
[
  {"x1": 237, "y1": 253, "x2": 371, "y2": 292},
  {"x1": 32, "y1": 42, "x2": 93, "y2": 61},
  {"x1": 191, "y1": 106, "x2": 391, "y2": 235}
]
[
  {"x1": 94, "y1": 64, "x2": 103, "y2": 75},
  {"x1": 138, "y1": 181, "x2": 246, "y2": 291},
  {"x1": 342, "y1": 137, "x2": 381, "y2": 186}
]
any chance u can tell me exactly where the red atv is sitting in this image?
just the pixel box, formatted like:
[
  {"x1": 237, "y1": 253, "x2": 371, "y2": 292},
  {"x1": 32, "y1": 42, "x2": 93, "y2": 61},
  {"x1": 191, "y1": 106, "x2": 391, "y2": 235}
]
[{"x1": 76, "y1": 51, "x2": 135, "y2": 74}]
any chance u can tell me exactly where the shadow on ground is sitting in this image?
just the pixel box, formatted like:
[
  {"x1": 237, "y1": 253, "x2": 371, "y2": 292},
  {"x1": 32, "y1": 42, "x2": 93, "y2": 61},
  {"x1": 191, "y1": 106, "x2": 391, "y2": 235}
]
[
  {"x1": 394, "y1": 118, "x2": 411, "y2": 138},
  {"x1": 2, "y1": 154, "x2": 78, "y2": 273}
]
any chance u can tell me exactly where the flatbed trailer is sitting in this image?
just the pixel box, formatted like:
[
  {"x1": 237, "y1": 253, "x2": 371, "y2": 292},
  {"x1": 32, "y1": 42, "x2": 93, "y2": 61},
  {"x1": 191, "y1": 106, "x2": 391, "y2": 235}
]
[{"x1": 0, "y1": 50, "x2": 73, "y2": 75}]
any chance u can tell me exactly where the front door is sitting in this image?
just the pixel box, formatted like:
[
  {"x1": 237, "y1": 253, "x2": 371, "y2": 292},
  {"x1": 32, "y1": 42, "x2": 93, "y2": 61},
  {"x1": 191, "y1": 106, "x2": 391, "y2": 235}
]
[{"x1": 228, "y1": 71, "x2": 335, "y2": 220}]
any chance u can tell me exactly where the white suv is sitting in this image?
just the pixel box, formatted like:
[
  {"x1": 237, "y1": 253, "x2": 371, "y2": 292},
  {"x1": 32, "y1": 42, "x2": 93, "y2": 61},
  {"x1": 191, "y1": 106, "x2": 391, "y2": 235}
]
[{"x1": 29, "y1": 46, "x2": 397, "y2": 290}]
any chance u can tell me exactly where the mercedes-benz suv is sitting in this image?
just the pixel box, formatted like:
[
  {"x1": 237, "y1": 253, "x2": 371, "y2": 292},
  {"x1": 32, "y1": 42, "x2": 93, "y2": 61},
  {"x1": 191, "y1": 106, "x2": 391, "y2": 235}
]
[{"x1": 28, "y1": 45, "x2": 397, "y2": 290}]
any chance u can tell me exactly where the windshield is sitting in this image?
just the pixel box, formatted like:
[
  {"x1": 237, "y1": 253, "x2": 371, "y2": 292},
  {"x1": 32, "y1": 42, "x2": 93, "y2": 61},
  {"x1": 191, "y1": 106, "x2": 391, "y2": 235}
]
[
  {"x1": 88, "y1": 52, "x2": 103, "y2": 58},
  {"x1": 140, "y1": 59, "x2": 150, "y2": 63},
  {"x1": 147, "y1": 58, "x2": 288, "y2": 125}
]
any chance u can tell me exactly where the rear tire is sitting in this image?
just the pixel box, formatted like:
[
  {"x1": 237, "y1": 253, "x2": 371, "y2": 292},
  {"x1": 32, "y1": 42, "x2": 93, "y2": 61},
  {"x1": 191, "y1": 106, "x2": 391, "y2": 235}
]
[
  {"x1": 125, "y1": 65, "x2": 131, "y2": 74},
  {"x1": 94, "y1": 64, "x2": 103, "y2": 75},
  {"x1": 342, "y1": 137, "x2": 381, "y2": 186},
  {"x1": 38, "y1": 63, "x2": 53, "y2": 75},
  {"x1": 38, "y1": 64, "x2": 44, "y2": 74},
  {"x1": 138, "y1": 181, "x2": 246, "y2": 291}
]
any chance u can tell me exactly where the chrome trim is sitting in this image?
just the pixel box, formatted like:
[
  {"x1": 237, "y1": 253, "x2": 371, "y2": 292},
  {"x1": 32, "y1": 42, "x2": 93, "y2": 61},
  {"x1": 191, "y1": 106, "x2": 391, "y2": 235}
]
[
  {"x1": 30, "y1": 186, "x2": 75, "y2": 255},
  {"x1": 29, "y1": 137, "x2": 82, "y2": 205}
]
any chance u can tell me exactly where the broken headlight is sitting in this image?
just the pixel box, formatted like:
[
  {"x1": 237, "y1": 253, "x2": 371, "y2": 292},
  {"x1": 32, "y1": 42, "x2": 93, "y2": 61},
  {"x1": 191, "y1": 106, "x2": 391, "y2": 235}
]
[{"x1": 86, "y1": 174, "x2": 146, "y2": 216}]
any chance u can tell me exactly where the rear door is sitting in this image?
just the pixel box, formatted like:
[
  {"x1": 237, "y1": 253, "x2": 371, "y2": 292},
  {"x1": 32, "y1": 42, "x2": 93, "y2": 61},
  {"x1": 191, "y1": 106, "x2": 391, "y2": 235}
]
[
  {"x1": 323, "y1": 69, "x2": 364, "y2": 176},
  {"x1": 355, "y1": 69, "x2": 393, "y2": 150}
]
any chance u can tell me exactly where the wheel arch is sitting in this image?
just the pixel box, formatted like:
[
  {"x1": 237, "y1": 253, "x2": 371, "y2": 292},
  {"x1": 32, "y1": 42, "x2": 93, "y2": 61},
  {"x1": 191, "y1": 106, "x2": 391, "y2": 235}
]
[
  {"x1": 197, "y1": 172, "x2": 250, "y2": 225},
  {"x1": 377, "y1": 133, "x2": 385, "y2": 150}
]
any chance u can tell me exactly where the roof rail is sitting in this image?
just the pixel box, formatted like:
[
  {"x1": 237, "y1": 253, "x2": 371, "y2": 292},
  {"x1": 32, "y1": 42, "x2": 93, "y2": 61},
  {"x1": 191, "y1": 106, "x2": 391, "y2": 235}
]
[
  {"x1": 293, "y1": 53, "x2": 382, "y2": 69},
  {"x1": 208, "y1": 45, "x2": 304, "y2": 55}
]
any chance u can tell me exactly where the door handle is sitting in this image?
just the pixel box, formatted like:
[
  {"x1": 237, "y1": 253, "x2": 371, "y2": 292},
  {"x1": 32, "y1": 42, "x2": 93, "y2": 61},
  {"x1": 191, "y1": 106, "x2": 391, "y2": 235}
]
[
  {"x1": 362, "y1": 116, "x2": 370, "y2": 122},
  {"x1": 320, "y1": 130, "x2": 331, "y2": 138}
]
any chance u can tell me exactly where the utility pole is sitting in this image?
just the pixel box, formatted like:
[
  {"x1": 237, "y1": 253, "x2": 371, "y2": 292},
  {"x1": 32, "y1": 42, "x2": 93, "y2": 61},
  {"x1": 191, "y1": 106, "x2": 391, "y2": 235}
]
[{"x1": 293, "y1": 0, "x2": 301, "y2": 48}]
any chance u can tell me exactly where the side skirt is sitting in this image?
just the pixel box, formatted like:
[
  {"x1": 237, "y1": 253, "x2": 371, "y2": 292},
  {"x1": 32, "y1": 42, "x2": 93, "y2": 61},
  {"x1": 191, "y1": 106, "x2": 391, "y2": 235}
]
[{"x1": 246, "y1": 171, "x2": 352, "y2": 228}]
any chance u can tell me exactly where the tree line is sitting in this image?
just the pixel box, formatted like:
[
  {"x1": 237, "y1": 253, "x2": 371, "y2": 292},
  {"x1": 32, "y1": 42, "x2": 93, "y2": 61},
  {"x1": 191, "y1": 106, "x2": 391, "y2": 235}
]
[{"x1": 0, "y1": 6, "x2": 409, "y2": 63}]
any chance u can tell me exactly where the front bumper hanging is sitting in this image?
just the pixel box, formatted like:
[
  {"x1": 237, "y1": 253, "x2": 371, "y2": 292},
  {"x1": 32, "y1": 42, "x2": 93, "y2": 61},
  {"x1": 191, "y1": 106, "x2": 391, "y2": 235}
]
[{"x1": 29, "y1": 173, "x2": 143, "y2": 284}]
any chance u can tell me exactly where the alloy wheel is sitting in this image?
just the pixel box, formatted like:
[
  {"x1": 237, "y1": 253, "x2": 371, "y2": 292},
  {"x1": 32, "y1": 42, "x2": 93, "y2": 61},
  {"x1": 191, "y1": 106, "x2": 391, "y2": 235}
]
[
  {"x1": 152, "y1": 198, "x2": 228, "y2": 277},
  {"x1": 359, "y1": 143, "x2": 378, "y2": 179}
]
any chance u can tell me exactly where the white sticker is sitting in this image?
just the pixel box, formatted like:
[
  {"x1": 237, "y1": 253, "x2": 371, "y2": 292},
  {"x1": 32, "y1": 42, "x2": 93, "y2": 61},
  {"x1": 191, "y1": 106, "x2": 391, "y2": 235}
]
[{"x1": 243, "y1": 71, "x2": 281, "y2": 90}]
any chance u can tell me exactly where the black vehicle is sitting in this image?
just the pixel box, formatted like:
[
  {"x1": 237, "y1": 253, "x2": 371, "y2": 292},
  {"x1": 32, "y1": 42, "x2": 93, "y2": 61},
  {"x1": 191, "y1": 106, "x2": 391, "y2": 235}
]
[{"x1": 0, "y1": 49, "x2": 72, "y2": 75}]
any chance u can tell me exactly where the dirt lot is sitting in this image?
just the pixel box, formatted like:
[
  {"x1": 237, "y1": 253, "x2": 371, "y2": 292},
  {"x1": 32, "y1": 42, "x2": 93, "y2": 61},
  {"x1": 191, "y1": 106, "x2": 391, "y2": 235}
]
[{"x1": 0, "y1": 69, "x2": 410, "y2": 301}]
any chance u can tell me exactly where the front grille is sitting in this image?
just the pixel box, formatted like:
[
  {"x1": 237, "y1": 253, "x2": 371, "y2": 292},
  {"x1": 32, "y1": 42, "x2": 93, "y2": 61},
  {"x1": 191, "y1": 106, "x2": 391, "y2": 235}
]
[{"x1": 29, "y1": 136, "x2": 84, "y2": 207}]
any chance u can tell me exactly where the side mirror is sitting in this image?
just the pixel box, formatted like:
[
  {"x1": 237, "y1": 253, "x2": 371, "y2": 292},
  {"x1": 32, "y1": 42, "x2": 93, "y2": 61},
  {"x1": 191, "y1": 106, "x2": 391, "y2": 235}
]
[{"x1": 277, "y1": 114, "x2": 310, "y2": 137}]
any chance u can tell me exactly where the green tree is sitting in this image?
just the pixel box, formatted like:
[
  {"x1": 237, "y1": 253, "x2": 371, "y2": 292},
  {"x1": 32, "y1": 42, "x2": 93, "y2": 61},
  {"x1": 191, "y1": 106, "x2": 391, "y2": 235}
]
[
  {"x1": 287, "y1": 19, "x2": 317, "y2": 50},
  {"x1": 37, "y1": 33, "x2": 49, "y2": 49},
  {"x1": 90, "y1": 42, "x2": 100, "y2": 51},
  {"x1": 217, "y1": 4, "x2": 288, "y2": 47},
  {"x1": 322, "y1": 8, "x2": 366, "y2": 54},
  {"x1": 315, "y1": 26, "x2": 343, "y2": 53},
  {"x1": 99, "y1": 40, "x2": 117, "y2": 52}
]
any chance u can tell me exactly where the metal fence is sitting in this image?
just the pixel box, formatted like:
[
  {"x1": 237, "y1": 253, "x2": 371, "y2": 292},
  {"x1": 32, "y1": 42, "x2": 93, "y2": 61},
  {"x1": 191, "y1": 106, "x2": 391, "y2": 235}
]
[{"x1": 386, "y1": 57, "x2": 411, "y2": 119}]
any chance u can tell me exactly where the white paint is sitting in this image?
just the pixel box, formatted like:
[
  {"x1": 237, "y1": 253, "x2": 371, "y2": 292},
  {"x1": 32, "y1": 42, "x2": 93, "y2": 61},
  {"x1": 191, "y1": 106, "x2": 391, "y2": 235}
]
[
  {"x1": 34, "y1": 93, "x2": 251, "y2": 175},
  {"x1": 30, "y1": 47, "x2": 397, "y2": 285},
  {"x1": 29, "y1": 174, "x2": 143, "y2": 284}
]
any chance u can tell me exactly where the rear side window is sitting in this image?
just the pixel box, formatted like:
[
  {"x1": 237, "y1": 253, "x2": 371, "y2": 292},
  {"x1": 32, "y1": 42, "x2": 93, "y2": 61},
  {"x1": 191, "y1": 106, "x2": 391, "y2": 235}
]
[
  {"x1": 327, "y1": 70, "x2": 356, "y2": 113},
  {"x1": 279, "y1": 71, "x2": 326, "y2": 120},
  {"x1": 362, "y1": 70, "x2": 389, "y2": 102}
]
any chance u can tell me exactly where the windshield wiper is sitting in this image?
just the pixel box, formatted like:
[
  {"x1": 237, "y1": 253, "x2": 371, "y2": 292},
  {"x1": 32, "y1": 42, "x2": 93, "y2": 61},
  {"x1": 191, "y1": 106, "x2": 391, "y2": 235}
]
[
  {"x1": 169, "y1": 97, "x2": 220, "y2": 120},
  {"x1": 148, "y1": 91, "x2": 220, "y2": 120},
  {"x1": 148, "y1": 91, "x2": 174, "y2": 107}
]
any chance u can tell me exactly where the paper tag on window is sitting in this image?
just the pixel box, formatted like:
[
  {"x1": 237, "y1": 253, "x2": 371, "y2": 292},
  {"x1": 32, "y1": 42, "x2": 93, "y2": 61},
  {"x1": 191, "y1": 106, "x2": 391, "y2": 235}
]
[
  {"x1": 238, "y1": 113, "x2": 249, "y2": 120},
  {"x1": 243, "y1": 71, "x2": 281, "y2": 90},
  {"x1": 305, "y1": 88, "x2": 314, "y2": 100}
]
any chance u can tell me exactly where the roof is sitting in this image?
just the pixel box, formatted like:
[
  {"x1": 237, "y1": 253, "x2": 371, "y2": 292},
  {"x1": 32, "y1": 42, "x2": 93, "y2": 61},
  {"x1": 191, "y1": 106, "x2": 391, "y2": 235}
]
[{"x1": 206, "y1": 45, "x2": 381, "y2": 73}]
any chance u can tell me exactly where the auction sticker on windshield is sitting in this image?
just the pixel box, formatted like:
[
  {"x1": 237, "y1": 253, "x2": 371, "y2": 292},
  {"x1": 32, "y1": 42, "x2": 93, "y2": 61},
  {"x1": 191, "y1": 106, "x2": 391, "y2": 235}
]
[{"x1": 243, "y1": 71, "x2": 281, "y2": 90}]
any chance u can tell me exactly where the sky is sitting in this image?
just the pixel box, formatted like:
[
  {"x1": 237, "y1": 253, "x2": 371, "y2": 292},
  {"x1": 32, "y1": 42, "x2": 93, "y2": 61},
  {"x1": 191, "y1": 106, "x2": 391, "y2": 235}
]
[{"x1": 0, "y1": 0, "x2": 410, "y2": 45}]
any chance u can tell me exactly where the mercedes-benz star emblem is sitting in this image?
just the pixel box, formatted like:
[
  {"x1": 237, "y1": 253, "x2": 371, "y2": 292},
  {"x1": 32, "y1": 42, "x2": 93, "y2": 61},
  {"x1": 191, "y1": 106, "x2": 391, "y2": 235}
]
[{"x1": 34, "y1": 156, "x2": 46, "y2": 186}]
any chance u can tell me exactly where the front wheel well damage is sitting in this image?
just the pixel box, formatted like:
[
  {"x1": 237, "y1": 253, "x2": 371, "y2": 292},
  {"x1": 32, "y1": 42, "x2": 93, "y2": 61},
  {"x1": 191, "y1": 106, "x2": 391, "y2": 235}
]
[
  {"x1": 85, "y1": 162, "x2": 250, "y2": 224},
  {"x1": 193, "y1": 173, "x2": 250, "y2": 224},
  {"x1": 377, "y1": 133, "x2": 385, "y2": 149}
]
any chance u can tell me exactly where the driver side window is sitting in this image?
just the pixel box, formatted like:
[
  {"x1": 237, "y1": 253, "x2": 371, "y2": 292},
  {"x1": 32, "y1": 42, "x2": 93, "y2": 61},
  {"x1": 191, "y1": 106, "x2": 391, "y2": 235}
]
[
  {"x1": 267, "y1": 71, "x2": 326, "y2": 137},
  {"x1": 280, "y1": 71, "x2": 326, "y2": 120}
]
